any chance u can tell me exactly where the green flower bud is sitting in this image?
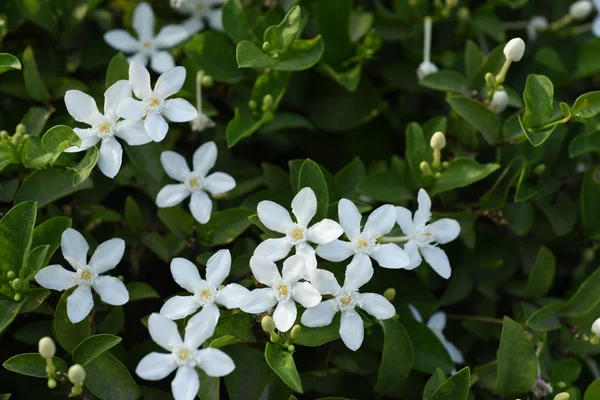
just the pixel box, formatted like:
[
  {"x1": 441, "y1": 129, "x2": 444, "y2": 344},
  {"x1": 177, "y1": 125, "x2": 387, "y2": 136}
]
[
  {"x1": 457, "y1": 7, "x2": 470, "y2": 22},
  {"x1": 434, "y1": 172, "x2": 442, "y2": 178},
  {"x1": 13, "y1": 293, "x2": 21, "y2": 302},
  {"x1": 262, "y1": 94, "x2": 274, "y2": 112},
  {"x1": 11, "y1": 278, "x2": 21, "y2": 290},
  {"x1": 383, "y1": 288, "x2": 396, "y2": 302},
  {"x1": 262, "y1": 41, "x2": 271, "y2": 52},
  {"x1": 420, "y1": 161, "x2": 433, "y2": 177},
  {"x1": 485, "y1": 72, "x2": 496, "y2": 89},
  {"x1": 39, "y1": 336, "x2": 56, "y2": 359},
  {"x1": 47, "y1": 378, "x2": 57, "y2": 389},
  {"x1": 248, "y1": 100, "x2": 258, "y2": 111},
  {"x1": 6, "y1": 271, "x2": 16, "y2": 280},
  {"x1": 554, "y1": 393, "x2": 570, "y2": 400},
  {"x1": 287, "y1": 345, "x2": 295, "y2": 352},
  {"x1": 68, "y1": 364, "x2": 86, "y2": 384},
  {"x1": 261, "y1": 315, "x2": 276, "y2": 333},
  {"x1": 534, "y1": 164, "x2": 546, "y2": 175},
  {"x1": 442, "y1": 161, "x2": 449, "y2": 168},
  {"x1": 201, "y1": 74, "x2": 214, "y2": 87},
  {"x1": 16, "y1": 123, "x2": 26, "y2": 135},
  {"x1": 290, "y1": 324, "x2": 301, "y2": 339},
  {"x1": 270, "y1": 332, "x2": 279, "y2": 342}
]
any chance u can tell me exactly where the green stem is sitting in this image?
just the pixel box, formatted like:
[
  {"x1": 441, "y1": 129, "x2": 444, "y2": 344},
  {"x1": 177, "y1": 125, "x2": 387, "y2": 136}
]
[
  {"x1": 379, "y1": 235, "x2": 410, "y2": 243},
  {"x1": 535, "y1": 115, "x2": 571, "y2": 131}
]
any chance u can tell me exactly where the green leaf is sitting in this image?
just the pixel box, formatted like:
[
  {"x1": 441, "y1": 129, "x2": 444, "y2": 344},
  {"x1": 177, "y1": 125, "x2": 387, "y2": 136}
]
[
  {"x1": 518, "y1": 114, "x2": 556, "y2": 147},
  {"x1": 420, "y1": 71, "x2": 469, "y2": 94},
  {"x1": 0, "y1": 53, "x2": 21, "y2": 74},
  {"x1": 426, "y1": 367, "x2": 470, "y2": 400},
  {"x1": 550, "y1": 358, "x2": 582, "y2": 384},
  {"x1": 494, "y1": 317, "x2": 537, "y2": 396},
  {"x1": 265, "y1": 343, "x2": 303, "y2": 393},
  {"x1": 584, "y1": 378, "x2": 600, "y2": 400},
  {"x1": 73, "y1": 334, "x2": 122, "y2": 366},
  {"x1": 479, "y1": 156, "x2": 525, "y2": 210},
  {"x1": 563, "y1": 268, "x2": 600, "y2": 317},
  {"x1": 99, "y1": 307, "x2": 124, "y2": 335},
  {"x1": 15, "y1": 168, "x2": 93, "y2": 208},
  {"x1": 525, "y1": 246, "x2": 555, "y2": 298},
  {"x1": 0, "y1": 300, "x2": 24, "y2": 334},
  {"x1": 20, "y1": 106, "x2": 53, "y2": 136},
  {"x1": 83, "y1": 352, "x2": 140, "y2": 400},
  {"x1": 504, "y1": 201, "x2": 534, "y2": 235},
  {"x1": 374, "y1": 319, "x2": 413, "y2": 395},
  {"x1": 53, "y1": 288, "x2": 90, "y2": 353},
  {"x1": 581, "y1": 166, "x2": 600, "y2": 236},
  {"x1": 400, "y1": 317, "x2": 454, "y2": 374},
  {"x1": 31, "y1": 216, "x2": 71, "y2": 266},
  {"x1": 237, "y1": 37, "x2": 324, "y2": 71},
  {"x1": 534, "y1": 193, "x2": 576, "y2": 236},
  {"x1": 22, "y1": 46, "x2": 50, "y2": 103},
  {"x1": 317, "y1": 63, "x2": 362, "y2": 92},
  {"x1": 40, "y1": 125, "x2": 81, "y2": 165},
  {"x1": 224, "y1": 345, "x2": 271, "y2": 400},
  {"x1": 15, "y1": 0, "x2": 58, "y2": 35},
  {"x1": 123, "y1": 142, "x2": 164, "y2": 183},
  {"x1": 198, "y1": 369, "x2": 220, "y2": 400},
  {"x1": 222, "y1": 0, "x2": 258, "y2": 43},
  {"x1": 335, "y1": 157, "x2": 366, "y2": 200},
  {"x1": 405, "y1": 123, "x2": 426, "y2": 186},
  {"x1": 526, "y1": 303, "x2": 562, "y2": 331},
  {"x1": 520, "y1": 74, "x2": 555, "y2": 145},
  {"x1": 185, "y1": 31, "x2": 247, "y2": 83},
  {"x1": 447, "y1": 95, "x2": 500, "y2": 144},
  {"x1": 127, "y1": 282, "x2": 159, "y2": 301},
  {"x1": 431, "y1": 158, "x2": 500, "y2": 196},
  {"x1": 569, "y1": 131, "x2": 600, "y2": 157},
  {"x1": 264, "y1": 6, "x2": 302, "y2": 55},
  {"x1": 158, "y1": 206, "x2": 196, "y2": 239},
  {"x1": 297, "y1": 159, "x2": 329, "y2": 222},
  {"x1": 571, "y1": 91, "x2": 600, "y2": 119},
  {"x1": 294, "y1": 313, "x2": 372, "y2": 347},
  {"x1": 69, "y1": 147, "x2": 99, "y2": 185},
  {"x1": 124, "y1": 197, "x2": 145, "y2": 234},
  {"x1": 423, "y1": 369, "x2": 447, "y2": 399},
  {"x1": 316, "y1": 0, "x2": 353, "y2": 66},
  {"x1": 105, "y1": 53, "x2": 129, "y2": 89},
  {"x1": 464, "y1": 40, "x2": 483, "y2": 84},
  {"x1": 19, "y1": 287, "x2": 50, "y2": 313},
  {"x1": 3, "y1": 353, "x2": 67, "y2": 378},
  {"x1": 196, "y1": 208, "x2": 254, "y2": 247},
  {"x1": 0, "y1": 201, "x2": 36, "y2": 278},
  {"x1": 357, "y1": 171, "x2": 412, "y2": 203}
]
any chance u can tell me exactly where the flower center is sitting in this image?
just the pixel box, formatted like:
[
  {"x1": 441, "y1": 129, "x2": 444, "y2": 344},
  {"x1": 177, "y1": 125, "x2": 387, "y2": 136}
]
[
  {"x1": 335, "y1": 290, "x2": 361, "y2": 311},
  {"x1": 200, "y1": 289, "x2": 211, "y2": 299},
  {"x1": 148, "y1": 97, "x2": 160, "y2": 108},
  {"x1": 178, "y1": 348, "x2": 189, "y2": 361},
  {"x1": 292, "y1": 230, "x2": 304, "y2": 240},
  {"x1": 81, "y1": 271, "x2": 92, "y2": 281},
  {"x1": 98, "y1": 122, "x2": 111, "y2": 134},
  {"x1": 185, "y1": 175, "x2": 204, "y2": 192},
  {"x1": 340, "y1": 295, "x2": 352, "y2": 305},
  {"x1": 77, "y1": 267, "x2": 95, "y2": 285},
  {"x1": 273, "y1": 282, "x2": 293, "y2": 302},
  {"x1": 286, "y1": 224, "x2": 307, "y2": 244},
  {"x1": 145, "y1": 97, "x2": 164, "y2": 113},
  {"x1": 356, "y1": 240, "x2": 368, "y2": 249},
  {"x1": 416, "y1": 229, "x2": 435, "y2": 245},
  {"x1": 352, "y1": 236, "x2": 375, "y2": 255},
  {"x1": 279, "y1": 285, "x2": 289, "y2": 296},
  {"x1": 142, "y1": 41, "x2": 153, "y2": 52}
]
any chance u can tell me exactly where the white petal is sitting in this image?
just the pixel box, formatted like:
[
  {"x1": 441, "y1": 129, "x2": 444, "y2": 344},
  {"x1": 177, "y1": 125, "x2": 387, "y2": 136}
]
[
  {"x1": 129, "y1": 62, "x2": 152, "y2": 100},
  {"x1": 89, "y1": 238, "x2": 125, "y2": 274},
  {"x1": 307, "y1": 219, "x2": 343, "y2": 244},
  {"x1": 292, "y1": 282, "x2": 321, "y2": 308},
  {"x1": 414, "y1": 188, "x2": 432, "y2": 228},
  {"x1": 315, "y1": 240, "x2": 354, "y2": 262},
  {"x1": 343, "y1": 258, "x2": 374, "y2": 291},
  {"x1": 116, "y1": 98, "x2": 146, "y2": 120},
  {"x1": 206, "y1": 249, "x2": 231, "y2": 287},
  {"x1": 161, "y1": 151, "x2": 190, "y2": 182},
  {"x1": 148, "y1": 313, "x2": 183, "y2": 352},
  {"x1": 154, "y1": 25, "x2": 189, "y2": 48},
  {"x1": 370, "y1": 243, "x2": 410, "y2": 269},
  {"x1": 427, "y1": 312, "x2": 447, "y2": 331},
  {"x1": 144, "y1": 112, "x2": 169, "y2": 142},
  {"x1": 363, "y1": 204, "x2": 396, "y2": 239},
  {"x1": 65, "y1": 128, "x2": 100, "y2": 153},
  {"x1": 93, "y1": 276, "x2": 129, "y2": 305},
  {"x1": 133, "y1": 1, "x2": 155, "y2": 42},
  {"x1": 65, "y1": 90, "x2": 100, "y2": 125},
  {"x1": 150, "y1": 51, "x2": 175, "y2": 74},
  {"x1": 195, "y1": 348, "x2": 235, "y2": 377},
  {"x1": 162, "y1": 98, "x2": 198, "y2": 122},
  {"x1": 128, "y1": 52, "x2": 149, "y2": 66},
  {"x1": 253, "y1": 238, "x2": 294, "y2": 262},
  {"x1": 257, "y1": 200, "x2": 292, "y2": 233},
  {"x1": 340, "y1": 310, "x2": 364, "y2": 351},
  {"x1": 67, "y1": 285, "x2": 94, "y2": 323},
  {"x1": 172, "y1": 366, "x2": 199, "y2": 400},
  {"x1": 154, "y1": 66, "x2": 186, "y2": 99},
  {"x1": 216, "y1": 283, "x2": 249, "y2": 309},
  {"x1": 170, "y1": 257, "x2": 203, "y2": 293},
  {"x1": 308, "y1": 269, "x2": 341, "y2": 295},
  {"x1": 281, "y1": 255, "x2": 305, "y2": 283},
  {"x1": 358, "y1": 293, "x2": 395, "y2": 320},
  {"x1": 403, "y1": 240, "x2": 423, "y2": 270},
  {"x1": 338, "y1": 199, "x2": 362, "y2": 240},
  {"x1": 156, "y1": 184, "x2": 190, "y2": 207},
  {"x1": 428, "y1": 219, "x2": 461, "y2": 244},
  {"x1": 249, "y1": 256, "x2": 281, "y2": 286},
  {"x1": 103, "y1": 30, "x2": 140, "y2": 53},
  {"x1": 98, "y1": 137, "x2": 123, "y2": 178},
  {"x1": 189, "y1": 190, "x2": 213, "y2": 224},
  {"x1": 295, "y1": 243, "x2": 318, "y2": 273},
  {"x1": 291, "y1": 187, "x2": 317, "y2": 227},
  {"x1": 185, "y1": 306, "x2": 218, "y2": 349},
  {"x1": 104, "y1": 79, "x2": 132, "y2": 118},
  {"x1": 115, "y1": 120, "x2": 152, "y2": 146},
  {"x1": 204, "y1": 172, "x2": 236, "y2": 195},
  {"x1": 408, "y1": 304, "x2": 423, "y2": 323},
  {"x1": 445, "y1": 341, "x2": 464, "y2": 364},
  {"x1": 182, "y1": 16, "x2": 205, "y2": 33},
  {"x1": 160, "y1": 295, "x2": 200, "y2": 320},
  {"x1": 206, "y1": 8, "x2": 223, "y2": 30},
  {"x1": 273, "y1": 300, "x2": 297, "y2": 332},
  {"x1": 61, "y1": 228, "x2": 89, "y2": 268},
  {"x1": 594, "y1": 16, "x2": 600, "y2": 37},
  {"x1": 193, "y1": 141, "x2": 218, "y2": 176},
  {"x1": 35, "y1": 265, "x2": 78, "y2": 291},
  {"x1": 421, "y1": 246, "x2": 452, "y2": 279},
  {"x1": 353, "y1": 253, "x2": 373, "y2": 271},
  {"x1": 395, "y1": 207, "x2": 415, "y2": 235},
  {"x1": 301, "y1": 299, "x2": 337, "y2": 327},
  {"x1": 240, "y1": 288, "x2": 277, "y2": 313},
  {"x1": 136, "y1": 352, "x2": 177, "y2": 380}
]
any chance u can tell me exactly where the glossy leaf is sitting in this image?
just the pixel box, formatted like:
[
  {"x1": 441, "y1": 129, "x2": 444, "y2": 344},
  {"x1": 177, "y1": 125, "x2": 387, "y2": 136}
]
[
  {"x1": 265, "y1": 343, "x2": 303, "y2": 393},
  {"x1": 374, "y1": 319, "x2": 413, "y2": 395}
]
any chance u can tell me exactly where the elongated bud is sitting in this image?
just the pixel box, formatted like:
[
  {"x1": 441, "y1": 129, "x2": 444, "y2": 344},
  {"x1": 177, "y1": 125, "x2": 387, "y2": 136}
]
[
  {"x1": 417, "y1": 61, "x2": 438, "y2": 80},
  {"x1": 39, "y1": 337, "x2": 56, "y2": 359},
  {"x1": 261, "y1": 315, "x2": 276, "y2": 333},
  {"x1": 503, "y1": 38, "x2": 526, "y2": 62},
  {"x1": 484, "y1": 72, "x2": 495, "y2": 89},
  {"x1": 534, "y1": 164, "x2": 546, "y2": 175},
  {"x1": 446, "y1": 0, "x2": 458, "y2": 7},
  {"x1": 430, "y1": 132, "x2": 446, "y2": 150},
  {"x1": 383, "y1": 288, "x2": 396, "y2": 302},
  {"x1": 488, "y1": 90, "x2": 509, "y2": 114},
  {"x1": 262, "y1": 95, "x2": 274, "y2": 112},
  {"x1": 248, "y1": 100, "x2": 258, "y2": 111},
  {"x1": 420, "y1": 161, "x2": 433, "y2": 176},
  {"x1": 11, "y1": 278, "x2": 21, "y2": 290},
  {"x1": 16, "y1": 123, "x2": 26, "y2": 135},
  {"x1": 270, "y1": 332, "x2": 279, "y2": 342},
  {"x1": 554, "y1": 393, "x2": 570, "y2": 400},
  {"x1": 569, "y1": 1, "x2": 593, "y2": 21},
  {"x1": 290, "y1": 324, "x2": 301, "y2": 339},
  {"x1": 68, "y1": 364, "x2": 86, "y2": 384}
]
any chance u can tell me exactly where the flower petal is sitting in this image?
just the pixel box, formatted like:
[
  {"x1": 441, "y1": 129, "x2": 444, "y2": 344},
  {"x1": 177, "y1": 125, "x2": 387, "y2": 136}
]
[
  {"x1": 67, "y1": 285, "x2": 94, "y2": 323},
  {"x1": 93, "y1": 276, "x2": 129, "y2": 305},
  {"x1": 363, "y1": 204, "x2": 396, "y2": 239},
  {"x1": 216, "y1": 283, "x2": 249, "y2": 309},
  {"x1": 129, "y1": 62, "x2": 152, "y2": 100},
  {"x1": 273, "y1": 300, "x2": 297, "y2": 332},
  {"x1": 295, "y1": 243, "x2": 318, "y2": 273},
  {"x1": 160, "y1": 295, "x2": 200, "y2": 320},
  {"x1": 594, "y1": 16, "x2": 600, "y2": 37},
  {"x1": 148, "y1": 313, "x2": 183, "y2": 352},
  {"x1": 343, "y1": 258, "x2": 374, "y2": 291},
  {"x1": 103, "y1": 30, "x2": 140, "y2": 53},
  {"x1": 308, "y1": 269, "x2": 341, "y2": 295},
  {"x1": 154, "y1": 66, "x2": 186, "y2": 99},
  {"x1": 395, "y1": 207, "x2": 415, "y2": 235},
  {"x1": 144, "y1": 112, "x2": 169, "y2": 142},
  {"x1": 182, "y1": 16, "x2": 205, "y2": 33},
  {"x1": 291, "y1": 187, "x2": 317, "y2": 227},
  {"x1": 128, "y1": 52, "x2": 149, "y2": 66},
  {"x1": 189, "y1": 190, "x2": 213, "y2": 224},
  {"x1": 206, "y1": 8, "x2": 223, "y2": 30},
  {"x1": 428, "y1": 218, "x2": 461, "y2": 244},
  {"x1": 154, "y1": 25, "x2": 189, "y2": 48},
  {"x1": 444, "y1": 341, "x2": 464, "y2": 364},
  {"x1": 193, "y1": 141, "x2": 218, "y2": 176},
  {"x1": 240, "y1": 288, "x2": 277, "y2": 313},
  {"x1": 35, "y1": 265, "x2": 78, "y2": 291},
  {"x1": 64, "y1": 90, "x2": 100, "y2": 125},
  {"x1": 195, "y1": 348, "x2": 235, "y2": 377},
  {"x1": 171, "y1": 366, "x2": 199, "y2": 400},
  {"x1": 281, "y1": 255, "x2": 305, "y2": 283},
  {"x1": 408, "y1": 304, "x2": 423, "y2": 323},
  {"x1": 403, "y1": 240, "x2": 423, "y2": 270},
  {"x1": 421, "y1": 246, "x2": 451, "y2": 279},
  {"x1": 204, "y1": 172, "x2": 236, "y2": 195},
  {"x1": 160, "y1": 151, "x2": 190, "y2": 182},
  {"x1": 136, "y1": 352, "x2": 177, "y2": 380},
  {"x1": 300, "y1": 299, "x2": 337, "y2": 327},
  {"x1": 150, "y1": 51, "x2": 175, "y2": 74},
  {"x1": 185, "y1": 306, "x2": 218, "y2": 349},
  {"x1": 370, "y1": 243, "x2": 410, "y2": 269},
  {"x1": 358, "y1": 293, "x2": 395, "y2": 320},
  {"x1": 170, "y1": 257, "x2": 203, "y2": 293},
  {"x1": 249, "y1": 256, "x2": 281, "y2": 286},
  {"x1": 427, "y1": 312, "x2": 446, "y2": 331},
  {"x1": 206, "y1": 249, "x2": 231, "y2": 287},
  {"x1": 253, "y1": 238, "x2": 293, "y2": 262},
  {"x1": 339, "y1": 310, "x2": 364, "y2": 351},
  {"x1": 132, "y1": 1, "x2": 155, "y2": 42},
  {"x1": 156, "y1": 184, "x2": 190, "y2": 207},
  {"x1": 257, "y1": 200, "x2": 292, "y2": 233},
  {"x1": 292, "y1": 282, "x2": 321, "y2": 308},
  {"x1": 65, "y1": 128, "x2": 100, "y2": 153},
  {"x1": 307, "y1": 219, "x2": 343, "y2": 245},
  {"x1": 116, "y1": 98, "x2": 146, "y2": 121},
  {"x1": 89, "y1": 238, "x2": 125, "y2": 274},
  {"x1": 338, "y1": 199, "x2": 362, "y2": 240},
  {"x1": 115, "y1": 120, "x2": 152, "y2": 146},
  {"x1": 61, "y1": 228, "x2": 89, "y2": 268},
  {"x1": 162, "y1": 98, "x2": 198, "y2": 122},
  {"x1": 98, "y1": 137, "x2": 123, "y2": 178},
  {"x1": 315, "y1": 240, "x2": 354, "y2": 262},
  {"x1": 414, "y1": 189, "x2": 432, "y2": 228},
  {"x1": 104, "y1": 80, "x2": 132, "y2": 118}
]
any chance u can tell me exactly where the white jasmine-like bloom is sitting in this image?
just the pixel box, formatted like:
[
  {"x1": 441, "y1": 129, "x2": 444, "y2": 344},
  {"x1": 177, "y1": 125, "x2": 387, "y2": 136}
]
[
  {"x1": 408, "y1": 305, "x2": 464, "y2": 364},
  {"x1": 570, "y1": 0, "x2": 593, "y2": 21},
  {"x1": 172, "y1": 0, "x2": 224, "y2": 35},
  {"x1": 136, "y1": 312, "x2": 235, "y2": 400},
  {"x1": 417, "y1": 16, "x2": 438, "y2": 80},
  {"x1": 117, "y1": 62, "x2": 197, "y2": 142},
  {"x1": 242, "y1": 255, "x2": 322, "y2": 332},
  {"x1": 35, "y1": 229, "x2": 129, "y2": 323},
  {"x1": 104, "y1": 2, "x2": 189, "y2": 73},
  {"x1": 64, "y1": 81, "x2": 151, "y2": 178},
  {"x1": 155, "y1": 142, "x2": 235, "y2": 224},
  {"x1": 254, "y1": 187, "x2": 343, "y2": 273},
  {"x1": 488, "y1": 90, "x2": 509, "y2": 114},
  {"x1": 395, "y1": 189, "x2": 460, "y2": 279},
  {"x1": 527, "y1": 16, "x2": 549, "y2": 41},
  {"x1": 301, "y1": 260, "x2": 395, "y2": 351},
  {"x1": 503, "y1": 38, "x2": 526, "y2": 62},
  {"x1": 316, "y1": 200, "x2": 409, "y2": 271},
  {"x1": 160, "y1": 250, "x2": 249, "y2": 324}
]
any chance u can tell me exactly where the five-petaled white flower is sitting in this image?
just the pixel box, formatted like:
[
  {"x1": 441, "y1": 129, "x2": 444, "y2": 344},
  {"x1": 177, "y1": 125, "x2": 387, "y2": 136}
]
[
  {"x1": 156, "y1": 141, "x2": 236, "y2": 224},
  {"x1": 242, "y1": 255, "x2": 321, "y2": 332},
  {"x1": 104, "y1": 2, "x2": 189, "y2": 73},
  {"x1": 254, "y1": 187, "x2": 343, "y2": 274},
  {"x1": 172, "y1": 0, "x2": 224, "y2": 35},
  {"x1": 301, "y1": 260, "x2": 395, "y2": 351},
  {"x1": 395, "y1": 189, "x2": 460, "y2": 279},
  {"x1": 160, "y1": 250, "x2": 249, "y2": 324},
  {"x1": 64, "y1": 81, "x2": 151, "y2": 178},
  {"x1": 316, "y1": 199, "x2": 410, "y2": 271},
  {"x1": 117, "y1": 62, "x2": 198, "y2": 142},
  {"x1": 136, "y1": 312, "x2": 235, "y2": 400},
  {"x1": 35, "y1": 228, "x2": 129, "y2": 323}
]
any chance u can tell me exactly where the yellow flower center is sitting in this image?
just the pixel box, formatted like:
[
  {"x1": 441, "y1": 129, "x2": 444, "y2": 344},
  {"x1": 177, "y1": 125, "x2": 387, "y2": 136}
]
[
  {"x1": 340, "y1": 295, "x2": 352, "y2": 305},
  {"x1": 143, "y1": 41, "x2": 152, "y2": 50},
  {"x1": 200, "y1": 289, "x2": 211, "y2": 299},
  {"x1": 81, "y1": 271, "x2": 92, "y2": 281},
  {"x1": 292, "y1": 229, "x2": 304, "y2": 240},
  {"x1": 278, "y1": 285, "x2": 289, "y2": 296},
  {"x1": 189, "y1": 177, "x2": 200, "y2": 188},
  {"x1": 178, "y1": 349, "x2": 189, "y2": 360},
  {"x1": 423, "y1": 232, "x2": 432, "y2": 237},
  {"x1": 98, "y1": 122, "x2": 111, "y2": 134},
  {"x1": 148, "y1": 97, "x2": 160, "y2": 108},
  {"x1": 357, "y1": 240, "x2": 368, "y2": 250}
]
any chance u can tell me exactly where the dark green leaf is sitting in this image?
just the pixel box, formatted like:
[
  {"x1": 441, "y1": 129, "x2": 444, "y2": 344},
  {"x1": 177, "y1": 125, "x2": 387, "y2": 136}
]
[
  {"x1": 69, "y1": 147, "x2": 99, "y2": 186},
  {"x1": 374, "y1": 319, "x2": 413, "y2": 395},
  {"x1": 581, "y1": 166, "x2": 600, "y2": 236},
  {"x1": 420, "y1": 71, "x2": 469, "y2": 94},
  {"x1": 0, "y1": 53, "x2": 21, "y2": 74},
  {"x1": 426, "y1": 367, "x2": 470, "y2": 400},
  {"x1": 447, "y1": 95, "x2": 500, "y2": 144},
  {"x1": 105, "y1": 53, "x2": 129, "y2": 89},
  {"x1": 526, "y1": 303, "x2": 563, "y2": 331},
  {"x1": 297, "y1": 159, "x2": 329, "y2": 221},
  {"x1": 53, "y1": 288, "x2": 90, "y2": 353},
  {"x1": 431, "y1": 158, "x2": 500, "y2": 196},
  {"x1": 15, "y1": 168, "x2": 93, "y2": 208},
  {"x1": 196, "y1": 208, "x2": 254, "y2": 247},
  {"x1": 186, "y1": 31, "x2": 247, "y2": 83},
  {"x1": 31, "y1": 216, "x2": 71, "y2": 266},
  {"x1": 563, "y1": 268, "x2": 600, "y2": 317},
  {"x1": 73, "y1": 334, "x2": 122, "y2": 366},
  {"x1": 127, "y1": 282, "x2": 159, "y2": 301},
  {"x1": 572, "y1": 91, "x2": 600, "y2": 119},
  {"x1": 265, "y1": 343, "x2": 303, "y2": 393},
  {"x1": 525, "y1": 246, "x2": 555, "y2": 298},
  {"x1": 83, "y1": 352, "x2": 140, "y2": 400},
  {"x1": 3, "y1": 353, "x2": 67, "y2": 378},
  {"x1": 22, "y1": 46, "x2": 50, "y2": 103}
]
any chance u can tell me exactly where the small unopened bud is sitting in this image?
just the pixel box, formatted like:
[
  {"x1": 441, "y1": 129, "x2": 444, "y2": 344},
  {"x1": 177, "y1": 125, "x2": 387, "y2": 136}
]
[
  {"x1": 569, "y1": 1, "x2": 593, "y2": 21},
  {"x1": 287, "y1": 345, "x2": 295, "y2": 352},
  {"x1": 430, "y1": 131, "x2": 446, "y2": 150},
  {"x1": 262, "y1": 94, "x2": 274, "y2": 112},
  {"x1": 262, "y1": 42, "x2": 271, "y2": 52},
  {"x1": 13, "y1": 293, "x2": 21, "y2": 302},
  {"x1": 269, "y1": 332, "x2": 279, "y2": 342},
  {"x1": 553, "y1": 393, "x2": 570, "y2": 400},
  {"x1": 383, "y1": 288, "x2": 396, "y2": 302},
  {"x1": 417, "y1": 61, "x2": 438, "y2": 80},
  {"x1": 16, "y1": 123, "x2": 26, "y2": 134},
  {"x1": 47, "y1": 378, "x2": 57, "y2": 389},
  {"x1": 248, "y1": 100, "x2": 257, "y2": 111},
  {"x1": 488, "y1": 90, "x2": 509, "y2": 114},
  {"x1": 6, "y1": 271, "x2": 16, "y2": 279},
  {"x1": 503, "y1": 38, "x2": 526, "y2": 62},
  {"x1": 434, "y1": 172, "x2": 441, "y2": 178},
  {"x1": 592, "y1": 317, "x2": 600, "y2": 337},
  {"x1": 457, "y1": 7, "x2": 470, "y2": 22},
  {"x1": 484, "y1": 72, "x2": 496, "y2": 89},
  {"x1": 39, "y1": 337, "x2": 56, "y2": 359},
  {"x1": 534, "y1": 164, "x2": 546, "y2": 175},
  {"x1": 290, "y1": 324, "x2": 301, "y2": 339},
  {"x1": 556, "y1": 382, "x2": 567, "y2": 389},
  {"x1": 68, "y1": 364, "x2": 86, "y2": 384},
  {"x1": 261, "y1": 315, "x2": 276, "y2": 333},
  {"x1": 420, "y1": 161, "x2": 433, "y2": 176},
  {"x1": 446, "y1": 0, "x2": 458, "y2": 7},
  {"x1": 201, "y1": 74, "x2": 213, "y2": 87},
  {"x1": 441, "y1": 161, "x2": 449, "y2": 168}
]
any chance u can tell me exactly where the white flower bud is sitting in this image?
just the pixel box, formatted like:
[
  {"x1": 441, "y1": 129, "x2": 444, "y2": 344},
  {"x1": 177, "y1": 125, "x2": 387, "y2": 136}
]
[
  {"x1": 68, "y1": 364, "x2": 86, "y2": 384},
  {"x1": 488, "y1": 90, "x2": 509, "y2": 114},
  {"x1": 38, "y1": 337, "x2": 56, "y2": 359},
  {"x1": 569, "y1": 1, "x2": 593, "y2": 21},
  {"x1": 554, "y1": 393, "x2": 570, "y2": 400},
  {"x1": 417, "y1": 61, "x2": 438, "y2": 80},
  {"x1": 261, "y1": 315, "x2": 276, "y2": 333},
  {"x1": 527, "y1": 16, "x2": 549, "y2": 41},
  {"x1": 290, "y1": 324, "x2": 301, "y2": 339},
  {"x1": 503, "y1": 38, "x2": 526, "y2": 62},
  {"x1": 592, "y1": 317, "x2": 600, "y2": 336},
  {"x1": 430, "y1": 131, "x2": 446, "y2": 150}
]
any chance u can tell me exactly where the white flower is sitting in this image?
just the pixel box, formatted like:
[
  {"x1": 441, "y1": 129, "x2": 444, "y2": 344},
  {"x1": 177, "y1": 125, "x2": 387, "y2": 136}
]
[
  {"x1": 160, "y1": 250, "x2": 249, "y2": 324},
  {"x1": 409, "y1": 305, "x2": 464, "y2": 364},
  {"x1": 64, "y1": 81, "x2": 151, "y2": 178},
  {"x1": 593, "y1": 0, "x2": 600, "y2": 36},
  {"x1": 417, "y1": 16, "x2": 437, "y2": 80},
  {"x1": 117, "y1": 62, "x2": 198, "y2": 142},
  {"x1": 527, "y1": 16, "x2": 549, "y2": 41},
  {"x1": 301, "y1": 260, "x2": 395, "y2": 351},
  {"x1": 155, "y1": 142, "x2": 236, "y2": 224},
  {"x1": 34, "y1": 228, "x2": 129, "y2": 323},
  {"x1": 104, "y1": 2, "x2": 189, "y2": 74},
  {"x1": 254, "y1": 187, "x2": 343, "y2": 273},
  {"x1": 395, "y1": 189, "x2": 460, "y2": 279},
  {"x1": 570, "y1": 0, "x2": 593, "y2": 21},
  {"x1": 503, "y1": 37, "x2": 526, "y2": 62},
  {"x1": 241, "y1": 255, "x2": 322, "y2": 332},
  {"x1": 136, "y1": 312, "x2": 235, "y2": 400},
  {"x1": 172, "y1": 0, "x2": 224, "y2": 35},
  {"x1": 592, "y1": 317, "x2": 600, "y2": 336},
  {"x1": 316, "y1": 199, "x2": 409, "y2": 271},
  {"x1": 488, "y1": 90, "x2": 509, "y2": 114}
]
